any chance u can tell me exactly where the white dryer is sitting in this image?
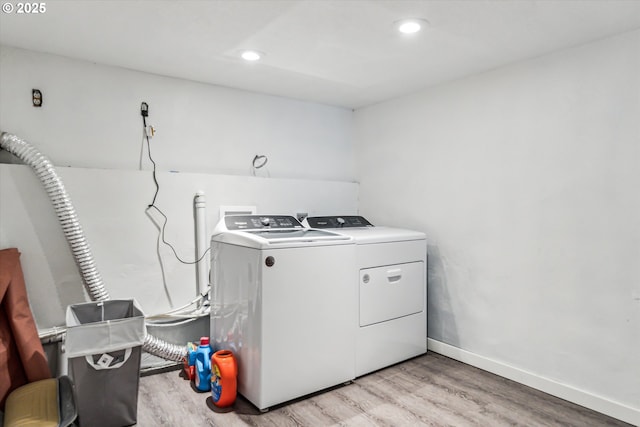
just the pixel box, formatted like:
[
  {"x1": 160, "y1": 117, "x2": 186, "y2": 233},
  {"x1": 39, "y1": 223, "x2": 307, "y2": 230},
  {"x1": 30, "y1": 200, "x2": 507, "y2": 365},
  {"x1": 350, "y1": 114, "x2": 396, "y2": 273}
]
[
  {"x1": 305, "y1": 216, "x2": 427, "y2": 377},
  {"x1": 210, "y1": 215, "x2": 356, "y2": 411}
]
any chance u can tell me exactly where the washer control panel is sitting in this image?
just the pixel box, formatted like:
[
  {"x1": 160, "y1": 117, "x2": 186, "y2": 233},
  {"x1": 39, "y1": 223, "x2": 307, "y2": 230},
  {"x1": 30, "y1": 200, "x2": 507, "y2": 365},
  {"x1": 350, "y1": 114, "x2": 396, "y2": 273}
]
[
  {"x1": 306, "y1": 216, "x2": 374, "y2": 229},
  {"x1": 225, "y1": 215, "x2": 303, "y2": 230}
]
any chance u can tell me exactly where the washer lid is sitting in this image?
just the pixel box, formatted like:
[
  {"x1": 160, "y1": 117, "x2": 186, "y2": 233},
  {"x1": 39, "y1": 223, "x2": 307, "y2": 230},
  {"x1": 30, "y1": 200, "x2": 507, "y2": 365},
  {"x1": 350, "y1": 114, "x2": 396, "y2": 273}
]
[
  {"x1": 244, "y1": 228, "x2": 350, "y2": 243},
  {"x1": 213, "y1": 229, "x2": 353, "y2": 248},
  {"x1": 212, "y1": 216, "x2": 354, "y2": 248}
]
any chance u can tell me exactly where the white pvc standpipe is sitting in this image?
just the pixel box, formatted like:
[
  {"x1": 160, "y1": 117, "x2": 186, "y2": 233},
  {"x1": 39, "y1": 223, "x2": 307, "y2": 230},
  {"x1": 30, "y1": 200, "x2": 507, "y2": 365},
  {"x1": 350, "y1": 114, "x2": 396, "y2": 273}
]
[{"x1": 194, "y1": 191, "x2": 209, "y2": 305}]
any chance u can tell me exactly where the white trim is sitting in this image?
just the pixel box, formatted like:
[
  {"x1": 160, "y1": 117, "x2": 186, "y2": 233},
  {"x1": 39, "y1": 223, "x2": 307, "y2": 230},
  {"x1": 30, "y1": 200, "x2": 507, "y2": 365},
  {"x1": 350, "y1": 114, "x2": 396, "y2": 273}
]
[{"x1": 427, "y1": 338, "x2": 639, "y2": 426}]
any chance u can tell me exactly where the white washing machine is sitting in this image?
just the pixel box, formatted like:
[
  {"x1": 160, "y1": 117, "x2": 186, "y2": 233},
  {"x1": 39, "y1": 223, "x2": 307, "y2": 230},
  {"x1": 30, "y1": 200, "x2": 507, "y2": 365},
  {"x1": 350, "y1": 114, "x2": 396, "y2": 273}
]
[
  {"x1": 305, "y1": 216, "x2": 427, "y2": 377},
  {"x1": 210, "y1": 215, "x2": 356, "y2": 411}
]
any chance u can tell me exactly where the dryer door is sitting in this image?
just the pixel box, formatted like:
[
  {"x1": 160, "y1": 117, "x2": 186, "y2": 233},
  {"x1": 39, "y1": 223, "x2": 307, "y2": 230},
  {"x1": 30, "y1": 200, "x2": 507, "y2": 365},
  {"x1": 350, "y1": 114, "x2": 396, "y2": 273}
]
[{"x1": 359, "y1": 261, "x2": 424, "y2": 327}]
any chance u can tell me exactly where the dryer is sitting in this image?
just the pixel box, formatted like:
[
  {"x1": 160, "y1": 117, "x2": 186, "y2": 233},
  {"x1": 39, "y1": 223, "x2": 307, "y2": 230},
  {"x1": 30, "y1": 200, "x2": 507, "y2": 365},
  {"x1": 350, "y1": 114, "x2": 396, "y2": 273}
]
[
  {"x1": 305, "y1": 216, "x2": 427, "y2": 377},
  {"x1": 210, "y1": 215, "x2": 356, "y2": 411}
]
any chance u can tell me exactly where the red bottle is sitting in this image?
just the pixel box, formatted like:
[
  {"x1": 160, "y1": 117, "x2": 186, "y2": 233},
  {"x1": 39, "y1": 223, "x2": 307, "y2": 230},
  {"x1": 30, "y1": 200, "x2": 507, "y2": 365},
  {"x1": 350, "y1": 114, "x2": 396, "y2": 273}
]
[{"x1": 211, "y1": 350, "x2": 237, "y2": 407}]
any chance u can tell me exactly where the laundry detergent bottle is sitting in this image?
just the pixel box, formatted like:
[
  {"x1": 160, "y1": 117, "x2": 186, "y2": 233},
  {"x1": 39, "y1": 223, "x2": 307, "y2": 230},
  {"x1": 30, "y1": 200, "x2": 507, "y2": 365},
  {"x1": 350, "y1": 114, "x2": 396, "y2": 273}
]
[
  {"x1": 194, "y1": 336, "x2": 213, "y2": 392},
  {"x1": 211, "y1": 350, "x2": 238, "y2": 407}
]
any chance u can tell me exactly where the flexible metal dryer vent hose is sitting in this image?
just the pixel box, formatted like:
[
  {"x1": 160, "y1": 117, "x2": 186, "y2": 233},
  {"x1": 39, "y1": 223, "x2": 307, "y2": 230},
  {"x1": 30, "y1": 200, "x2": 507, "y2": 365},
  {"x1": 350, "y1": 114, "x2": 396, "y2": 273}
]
[{"x1": 0, "y1": 132, "x2": 187, "y2": 362}]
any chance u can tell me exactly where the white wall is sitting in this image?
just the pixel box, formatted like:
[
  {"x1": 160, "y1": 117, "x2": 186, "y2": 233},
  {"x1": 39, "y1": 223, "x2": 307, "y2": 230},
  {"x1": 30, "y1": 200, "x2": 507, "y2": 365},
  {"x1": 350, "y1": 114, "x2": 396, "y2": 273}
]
[
  {"x1": 0, "y1": 46, "x2": 358, "y2": 328},
  {"x1": 0, "y1": 45, "x2": 354, "y2": 181},
  {"x1": 354, "y1": 30, "x2": 639, "y2": 420}
]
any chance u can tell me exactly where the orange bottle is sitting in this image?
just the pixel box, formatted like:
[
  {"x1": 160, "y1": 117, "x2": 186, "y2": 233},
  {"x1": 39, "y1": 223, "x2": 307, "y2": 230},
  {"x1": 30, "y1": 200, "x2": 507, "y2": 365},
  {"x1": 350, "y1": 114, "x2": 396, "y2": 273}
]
[{"x1": 211, "y1": 350, "x2": 237, "y2": 407}]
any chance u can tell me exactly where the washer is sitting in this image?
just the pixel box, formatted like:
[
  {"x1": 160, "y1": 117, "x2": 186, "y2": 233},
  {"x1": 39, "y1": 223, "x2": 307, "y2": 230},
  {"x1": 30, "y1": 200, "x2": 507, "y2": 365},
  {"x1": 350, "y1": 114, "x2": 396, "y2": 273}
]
[
  {"x1": 210, "y1": 215, "x2": 356, "y2": 411},
  {"x1": 305, "y1": 216, "x2": 427, "y2": 376}
]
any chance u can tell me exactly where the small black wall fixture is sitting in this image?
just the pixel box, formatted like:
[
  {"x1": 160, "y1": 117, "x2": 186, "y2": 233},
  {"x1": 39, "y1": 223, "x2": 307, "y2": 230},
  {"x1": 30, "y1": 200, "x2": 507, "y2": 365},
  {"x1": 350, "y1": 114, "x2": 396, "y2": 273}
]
[{"x1": 32, "y1": 89, "x2": 43, "y2": 107}]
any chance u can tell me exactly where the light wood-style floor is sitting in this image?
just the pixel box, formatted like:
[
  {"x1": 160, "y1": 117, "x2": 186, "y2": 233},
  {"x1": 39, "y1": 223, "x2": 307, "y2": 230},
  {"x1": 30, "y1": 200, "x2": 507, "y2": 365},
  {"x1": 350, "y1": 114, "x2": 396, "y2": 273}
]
[{"x1": 136, "y1": 352, "x2": 631, "y2": 427}]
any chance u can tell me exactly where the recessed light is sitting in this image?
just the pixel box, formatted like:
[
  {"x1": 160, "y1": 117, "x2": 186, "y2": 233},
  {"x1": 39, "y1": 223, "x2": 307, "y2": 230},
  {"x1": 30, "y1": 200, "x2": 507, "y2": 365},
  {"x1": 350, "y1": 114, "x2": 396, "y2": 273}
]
[
  {"x1": 241, "y1": 50, "x2": 262, "y2": 61},
  {"x1": 396, "y1": 18, "x2": 428, "y2": 34}
]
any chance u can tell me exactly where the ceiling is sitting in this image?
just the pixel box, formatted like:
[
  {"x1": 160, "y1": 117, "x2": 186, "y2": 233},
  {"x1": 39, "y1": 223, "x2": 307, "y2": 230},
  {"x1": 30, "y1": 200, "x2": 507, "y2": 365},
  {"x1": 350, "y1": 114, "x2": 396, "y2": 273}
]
[{"x1": 1, "y1": 0, "x2": 640, "y2": 109}]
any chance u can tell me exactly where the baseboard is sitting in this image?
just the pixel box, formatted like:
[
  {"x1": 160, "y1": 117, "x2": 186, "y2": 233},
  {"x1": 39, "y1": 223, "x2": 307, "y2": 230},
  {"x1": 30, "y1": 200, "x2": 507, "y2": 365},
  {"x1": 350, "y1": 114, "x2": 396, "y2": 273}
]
[{"x1": 427, "y1": 338, "x2": 639, "y2": 426}]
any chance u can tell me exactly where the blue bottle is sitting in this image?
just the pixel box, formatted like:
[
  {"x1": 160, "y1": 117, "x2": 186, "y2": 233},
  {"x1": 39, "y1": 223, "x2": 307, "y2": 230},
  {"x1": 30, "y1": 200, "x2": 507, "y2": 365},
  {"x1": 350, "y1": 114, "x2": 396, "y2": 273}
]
[{"x1": 194, "y1": 336, "x2": 213, "y2": 392}]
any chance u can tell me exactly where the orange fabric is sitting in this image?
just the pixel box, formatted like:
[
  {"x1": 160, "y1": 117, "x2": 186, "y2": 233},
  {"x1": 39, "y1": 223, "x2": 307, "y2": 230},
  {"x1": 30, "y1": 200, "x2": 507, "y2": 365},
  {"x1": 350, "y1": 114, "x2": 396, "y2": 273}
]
[{"x1": 0, "y1": 248, "x2": 51, "y2": 410}]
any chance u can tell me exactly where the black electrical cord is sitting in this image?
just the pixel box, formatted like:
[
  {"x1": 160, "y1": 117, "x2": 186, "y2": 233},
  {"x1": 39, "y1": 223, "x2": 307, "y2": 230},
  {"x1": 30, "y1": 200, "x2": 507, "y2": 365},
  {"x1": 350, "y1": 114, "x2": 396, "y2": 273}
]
[
  {"x1": 143, "y1": 115, "x2": 160, "y2": 207},
  {"x1": 145, "y1": 204, "x2": 211, "y2": 264},
  {"x1": 141, "y1": 109, "x2": 210, "y2": 265}
]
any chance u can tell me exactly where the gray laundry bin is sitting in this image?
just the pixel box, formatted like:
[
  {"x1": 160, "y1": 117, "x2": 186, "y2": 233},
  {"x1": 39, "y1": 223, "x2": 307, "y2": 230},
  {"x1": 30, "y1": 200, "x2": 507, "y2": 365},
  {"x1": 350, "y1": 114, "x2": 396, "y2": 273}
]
[{"x1": 65, "y1": 300, "x2": 146, "y2": 427}]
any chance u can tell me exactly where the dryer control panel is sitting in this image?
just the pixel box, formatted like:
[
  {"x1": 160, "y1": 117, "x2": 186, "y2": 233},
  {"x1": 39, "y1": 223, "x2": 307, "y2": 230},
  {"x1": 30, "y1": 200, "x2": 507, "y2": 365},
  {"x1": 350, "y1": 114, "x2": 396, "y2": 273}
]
[
  {"x1": 225, "y1": 215, "x2": 303, "y2": 230},
  {"x1": 306, "y1": 216, "x2": 374, "y2": 229}
]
